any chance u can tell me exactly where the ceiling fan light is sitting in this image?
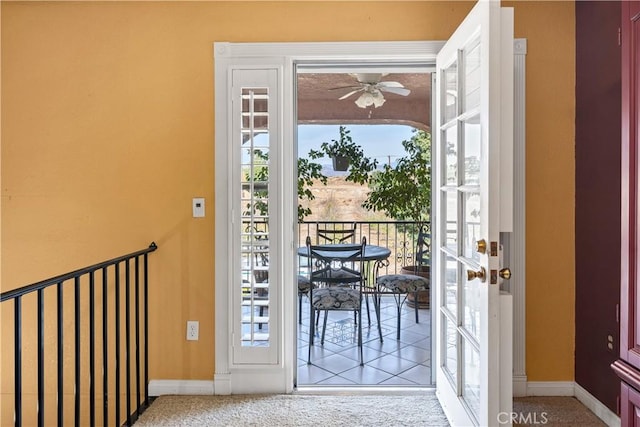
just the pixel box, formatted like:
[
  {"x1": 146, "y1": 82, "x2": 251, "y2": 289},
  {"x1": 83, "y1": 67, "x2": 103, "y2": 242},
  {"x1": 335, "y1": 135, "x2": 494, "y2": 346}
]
[
  {"x1": 372, "y1": 94, "x2": 386, "y2": 108},
  {"x1": 355, "y1": 92, "x2": 374, "y2": 108},
  {"x1": 354, "y1": 91, "x2": 385, "y2": 109}
]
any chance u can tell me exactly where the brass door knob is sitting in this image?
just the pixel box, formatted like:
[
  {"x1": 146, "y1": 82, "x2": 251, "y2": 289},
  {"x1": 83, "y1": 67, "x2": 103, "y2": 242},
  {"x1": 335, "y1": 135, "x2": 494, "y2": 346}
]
[
  {"x1": 467, "y1": 267, "x2": 486, "y2": 282},
  {"x1": 475, "y1": 239, "x2": 487, "y2": 254},
  {"x1": 499, "y1": 268, "x2": 512, "y2": 280}
]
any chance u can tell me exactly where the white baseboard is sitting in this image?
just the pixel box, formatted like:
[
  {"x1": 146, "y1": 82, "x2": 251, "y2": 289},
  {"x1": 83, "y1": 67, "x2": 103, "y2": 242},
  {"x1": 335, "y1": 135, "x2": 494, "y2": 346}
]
[
  {"x1": 513, "y1": 375, "x2": 528, "y2": 397},
  {"x1": 148, "y1": 379, "x2": 214, "y2": 396},
  {"x1": 574, "y1": 383, "x2": 620, "y2": 427},
  {"x1": 213, "y1": 373, "x2": 232, "y2": 395},
  {"x1": 526, "y1": 381, "x2": 575, "y2": 396}
]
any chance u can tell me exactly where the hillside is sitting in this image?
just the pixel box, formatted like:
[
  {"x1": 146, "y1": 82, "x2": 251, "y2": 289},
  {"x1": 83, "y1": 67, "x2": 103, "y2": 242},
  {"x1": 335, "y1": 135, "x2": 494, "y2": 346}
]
[{"x1": 301, "y1": 176, "x2": 389, "y2": 223}]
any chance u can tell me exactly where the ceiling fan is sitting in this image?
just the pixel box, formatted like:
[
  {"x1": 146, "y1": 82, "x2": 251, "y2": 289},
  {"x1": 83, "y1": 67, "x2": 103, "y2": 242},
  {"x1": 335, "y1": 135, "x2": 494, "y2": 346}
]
[{"x1": 331, "y1": 73, "x2": 411, "y2": 108}]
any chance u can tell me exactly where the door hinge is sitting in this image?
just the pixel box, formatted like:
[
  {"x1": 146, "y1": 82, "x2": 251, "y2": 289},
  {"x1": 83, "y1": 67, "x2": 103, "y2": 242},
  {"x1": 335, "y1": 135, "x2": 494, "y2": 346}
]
[{"x1": 618, "y1": 27, "x2": 622, "y2": 46}]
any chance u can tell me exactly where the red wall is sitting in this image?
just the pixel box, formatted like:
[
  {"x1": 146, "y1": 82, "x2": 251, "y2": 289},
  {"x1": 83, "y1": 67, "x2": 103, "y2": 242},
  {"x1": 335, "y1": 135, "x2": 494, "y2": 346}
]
[{"x1": 575, "y1": 0, "x2": 621, "y2": 413}]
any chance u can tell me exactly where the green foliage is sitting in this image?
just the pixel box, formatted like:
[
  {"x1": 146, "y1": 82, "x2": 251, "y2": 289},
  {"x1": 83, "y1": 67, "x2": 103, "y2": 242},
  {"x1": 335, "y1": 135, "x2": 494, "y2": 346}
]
[
  {"x1": 243, "y1": 149, "x2": 328, "y2": 222},
  {"x1": 297, "y1": 157, "x2": 327, "y2": 221},
  {"x1": 363, "y1": 129, "x2": 431, "y2": 226},
  {"x1": 308, "y1": 126, "x2": 378, "y2": 185}
]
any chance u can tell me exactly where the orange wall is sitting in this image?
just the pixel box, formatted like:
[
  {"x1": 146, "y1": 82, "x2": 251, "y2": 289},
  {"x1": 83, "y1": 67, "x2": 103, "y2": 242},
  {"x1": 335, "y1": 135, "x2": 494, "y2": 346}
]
[{"x1": 1, "y1": 0, "x2": 575, "y2": 389}]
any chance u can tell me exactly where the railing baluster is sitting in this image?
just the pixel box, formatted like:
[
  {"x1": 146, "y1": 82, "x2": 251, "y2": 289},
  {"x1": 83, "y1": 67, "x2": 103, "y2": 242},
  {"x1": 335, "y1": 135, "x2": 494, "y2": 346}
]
[
  {"x1": 114, "y1": 263, "x2": 120, "y2": 427},
  {"x1": 15, "y1": 296, "x2": 22, "y2": 427},
  {"x1": 102, "y1": 267, "x2": 109, "y2": 427},
  {"x1": 125, "y1": 260, "x2": 132, "y2": 426},
  {"x1": 74, "y1": 276, "x2": 80, "y2": 427},
  {"x1": 144, "y1": 253, "x2": 149, "y2": 406},
  {"x1": 135, "y1": 256, "x2": 141, "y2": 416},
  {"x1": 89, "y1": 271, "x2": 96, "y2": 427},
  {"x1": 37, "y1": 289, "x2": 44, "y2": 427},
  {"x1": 57, "y1": 282, "x2": 64, "y2": 427}
]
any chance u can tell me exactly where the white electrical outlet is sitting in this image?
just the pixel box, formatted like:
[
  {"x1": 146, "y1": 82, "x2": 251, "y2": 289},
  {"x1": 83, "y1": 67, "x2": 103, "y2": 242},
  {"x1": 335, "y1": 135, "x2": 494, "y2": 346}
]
[{"x1": 186, "y1": 320, "x2": 199, "y2": 341}]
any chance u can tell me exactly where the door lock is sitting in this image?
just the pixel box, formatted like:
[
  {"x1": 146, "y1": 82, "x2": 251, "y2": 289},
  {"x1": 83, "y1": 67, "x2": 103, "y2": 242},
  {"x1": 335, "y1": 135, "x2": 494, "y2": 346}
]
[
  {"x1": 499, "y1": 268, "x2": 512, "y2": 280},
  {"x1": 475, "y1": 239, "x2": 487, "y2": 254}
]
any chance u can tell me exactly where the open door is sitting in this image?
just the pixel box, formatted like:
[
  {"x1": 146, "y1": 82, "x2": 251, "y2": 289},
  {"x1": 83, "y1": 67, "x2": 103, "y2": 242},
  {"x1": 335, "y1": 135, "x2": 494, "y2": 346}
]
[{"x1": 434, "y1": 1, "x2": 514, "y2": 426}]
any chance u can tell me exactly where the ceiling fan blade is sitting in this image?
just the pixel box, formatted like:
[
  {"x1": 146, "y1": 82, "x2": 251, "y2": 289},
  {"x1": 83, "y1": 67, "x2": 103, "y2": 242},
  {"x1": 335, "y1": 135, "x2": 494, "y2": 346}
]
[
  {"x1": 379, "y1": 86, "x2": 411, "y2": 96},
  {"x1": 328, "y1": 85, "x2": 362, "y2": 91},
  {"x1": 377, "y1": 81, "x2": 404, "y2": 88},
  {"x1": 338, "y1": 89, "x2": 363, "y2": 100}
]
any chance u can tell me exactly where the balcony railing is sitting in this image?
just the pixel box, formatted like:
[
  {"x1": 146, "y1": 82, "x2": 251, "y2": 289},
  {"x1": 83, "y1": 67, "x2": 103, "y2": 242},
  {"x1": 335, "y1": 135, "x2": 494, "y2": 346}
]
[
  {"x1": 0, "y1": 243, "x2": 158, "y2": 427},
  {"x1": 298, "y1": 220, "x2": 430, "y2": 275}
]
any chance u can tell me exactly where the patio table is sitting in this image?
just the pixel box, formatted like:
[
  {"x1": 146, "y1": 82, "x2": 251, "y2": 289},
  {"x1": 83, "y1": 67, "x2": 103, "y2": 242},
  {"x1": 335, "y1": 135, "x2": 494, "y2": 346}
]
[{"x1": 297, "y1": 243, "x2": 391, "y2": 341}]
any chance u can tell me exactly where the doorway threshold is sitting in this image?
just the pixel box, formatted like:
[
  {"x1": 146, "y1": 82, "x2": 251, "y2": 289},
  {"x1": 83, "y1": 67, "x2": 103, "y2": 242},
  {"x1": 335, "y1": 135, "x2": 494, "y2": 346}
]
[{"x1": 295, "y1": 385, "x2": 436, "y2": 395}]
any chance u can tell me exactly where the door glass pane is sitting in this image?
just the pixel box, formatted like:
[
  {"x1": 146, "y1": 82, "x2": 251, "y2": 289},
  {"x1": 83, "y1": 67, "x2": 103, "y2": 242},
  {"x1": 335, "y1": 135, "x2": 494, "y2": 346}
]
[
  {"x1": 463, "y1": 192, "x2": 481, "y2": 261},
  {"x1": 462, "y1": 339, "x2": 481, "y2": 419},
  {"x1": 444, "y1": 255, "x2": 458, "y2": 312},
  {"x1": 239, "y1": 87, "x2": 271, "y2": 347},
  {"x1": 443, "y1": 61, "x2": 458, "y2": 123},
  {"x1": 444, "y1": 126, "x2": 458, "y2": 185},
  {"x1": 443, "y1": 314, "x2": 458, "y2": 383},
  {"x1": 463, "y1": 268, "x2": 481, "y2": 340},
  {"x1": 443, "y1": 190, "x2": 458, "y2": 253},
  {"x1": 463, "y1": 40, "x2": 481, "y2": 112},
  {"x1": 463, "y1": 115, "x2": 481, "y2": 185}
]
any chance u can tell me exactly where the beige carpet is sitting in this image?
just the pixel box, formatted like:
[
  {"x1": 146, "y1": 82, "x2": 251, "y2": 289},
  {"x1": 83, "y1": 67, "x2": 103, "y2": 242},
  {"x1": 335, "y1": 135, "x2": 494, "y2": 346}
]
[
  {"x1": 134, "y1": 393, "x2": 450, "y2": 426},
  {"x1": 513, "y1": 397, "x2": 606, "y2": 426},
  {"x1": 134, "y1": 394, "x2": 607, "y2": 426}
]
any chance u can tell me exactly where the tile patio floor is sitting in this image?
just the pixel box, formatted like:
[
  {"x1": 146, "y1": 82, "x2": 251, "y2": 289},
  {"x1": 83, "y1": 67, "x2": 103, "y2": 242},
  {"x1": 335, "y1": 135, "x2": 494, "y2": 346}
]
[{"x1": 296, "y1": 294, "x2": 433, "y2": 387}]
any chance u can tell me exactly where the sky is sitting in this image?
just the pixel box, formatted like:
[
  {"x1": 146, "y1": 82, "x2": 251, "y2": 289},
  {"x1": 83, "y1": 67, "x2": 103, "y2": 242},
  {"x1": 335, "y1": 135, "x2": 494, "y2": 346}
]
[{"x1": 297, "y1": 124, "x2": 416, "y2": 167}]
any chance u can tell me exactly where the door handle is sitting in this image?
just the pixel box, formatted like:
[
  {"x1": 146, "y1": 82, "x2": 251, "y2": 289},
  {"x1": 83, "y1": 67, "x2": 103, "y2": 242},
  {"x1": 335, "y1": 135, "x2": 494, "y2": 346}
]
[
  {"x1": 475, "y1": 239, "x2": 487, "y2": 254},
  {"x1": 466, "y1": 267, "x2": 486, "y2": 282}
]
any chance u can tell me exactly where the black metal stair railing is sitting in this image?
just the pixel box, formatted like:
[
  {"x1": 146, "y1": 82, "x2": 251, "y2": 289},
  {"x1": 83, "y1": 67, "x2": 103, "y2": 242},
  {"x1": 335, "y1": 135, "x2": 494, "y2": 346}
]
[{"x1": 0, "y1": 242, "x2": 158, "y2": 427}]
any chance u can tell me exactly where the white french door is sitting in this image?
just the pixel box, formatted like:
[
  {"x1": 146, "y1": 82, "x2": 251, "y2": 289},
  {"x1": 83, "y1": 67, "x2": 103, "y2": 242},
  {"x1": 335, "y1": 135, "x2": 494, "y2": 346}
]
[{"x1": 434, "y1": 1, "x2": 514, "y2": 426}]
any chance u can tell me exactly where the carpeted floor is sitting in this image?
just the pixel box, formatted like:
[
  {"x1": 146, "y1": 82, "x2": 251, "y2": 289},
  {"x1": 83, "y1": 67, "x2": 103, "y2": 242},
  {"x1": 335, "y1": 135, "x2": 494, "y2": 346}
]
[
  {"x1": 134, "y1": 393, "x2": 449, "y2": 426},
  {"x1": 512, "y1": 397, "x2": 606, "y2": 426},
  {"x1": 134, "y1": 394, "x2": 608, "y2": 426}
]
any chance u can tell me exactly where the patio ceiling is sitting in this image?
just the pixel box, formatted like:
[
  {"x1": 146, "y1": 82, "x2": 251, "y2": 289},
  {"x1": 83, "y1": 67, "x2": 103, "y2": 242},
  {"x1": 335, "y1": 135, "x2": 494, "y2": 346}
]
[{"x1": 297, "y1": 73, "x2": 432, "y2": 131}]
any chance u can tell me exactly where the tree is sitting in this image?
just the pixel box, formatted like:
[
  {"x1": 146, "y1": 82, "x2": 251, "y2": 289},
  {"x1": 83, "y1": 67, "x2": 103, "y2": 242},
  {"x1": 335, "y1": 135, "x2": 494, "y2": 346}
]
[{"x1": 362, "y1": 129, "x2": 431, "y2": 228}]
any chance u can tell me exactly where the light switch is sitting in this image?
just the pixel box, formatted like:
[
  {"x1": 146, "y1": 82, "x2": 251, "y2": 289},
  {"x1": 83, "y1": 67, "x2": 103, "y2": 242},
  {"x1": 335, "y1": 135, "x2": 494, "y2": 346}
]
[{"x1": 193, "y1": 198, "x2": 205, "y2": 218}]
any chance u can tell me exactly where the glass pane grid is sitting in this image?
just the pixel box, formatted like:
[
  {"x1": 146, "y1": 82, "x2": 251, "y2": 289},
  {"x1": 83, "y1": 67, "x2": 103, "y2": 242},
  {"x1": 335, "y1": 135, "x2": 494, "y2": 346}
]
[
  {"x1": 462, "y1": 338, "x2": 481, "y2": 421},
  {"x1": 463, "y1": 40, "x2": 481, "y2": 112}
]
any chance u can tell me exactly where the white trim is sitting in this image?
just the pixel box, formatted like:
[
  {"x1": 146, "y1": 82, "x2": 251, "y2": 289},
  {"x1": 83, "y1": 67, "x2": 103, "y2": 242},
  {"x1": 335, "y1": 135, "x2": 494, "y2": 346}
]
[
  {"x1": 214, "y1": 40, "x2": 445, "y2": 394},
  {"x1": 512, "y1": 38, "x2": 527, "y2": 391},
  {"x1": 574, "y1": 383, "x2": 621, "y2": 427},
  {"x1": 526, "y1": 381, "x2": 575, "y2": 396},
  {"x1": 148, "y1": 380, "x2": 214, "y2": 396},
  {"x1": 513, "y1": 375, "x2": 528, "y2": 397},
  {"x1": 215, "y1": 41, "x2": 444, "y2": 60},
  {"x1": 213, "y1": 373, "x2": 231, "y2": 395}
]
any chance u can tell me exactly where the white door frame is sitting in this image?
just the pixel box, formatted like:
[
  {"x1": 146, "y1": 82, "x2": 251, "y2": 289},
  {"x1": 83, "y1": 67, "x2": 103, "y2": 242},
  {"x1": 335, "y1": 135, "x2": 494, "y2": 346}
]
[{"x1": 213, "y1": 40, "x2": 526, "y2": 396}]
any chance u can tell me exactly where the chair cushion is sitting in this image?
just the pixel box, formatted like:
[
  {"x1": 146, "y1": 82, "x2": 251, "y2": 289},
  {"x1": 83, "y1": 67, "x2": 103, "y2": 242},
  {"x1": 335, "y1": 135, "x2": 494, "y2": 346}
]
[
  {"x1": 330, "y1": 268, "x2": 360, "y2": 281},
  {"x1": 312, "y1": 287, "x2": 360, "y2": 310},
  {"x1": 378, "y1": 274, "x2": 429, "y2": 293},
  {"x1": 297, "y1": 275, "x2": 311, "y2": 293}
]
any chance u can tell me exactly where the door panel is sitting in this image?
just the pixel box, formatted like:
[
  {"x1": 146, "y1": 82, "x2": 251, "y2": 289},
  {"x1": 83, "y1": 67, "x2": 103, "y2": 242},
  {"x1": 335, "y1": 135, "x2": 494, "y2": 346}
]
[{"x1": 434, "y1": 2, "x2": 514, "y2": 425}]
